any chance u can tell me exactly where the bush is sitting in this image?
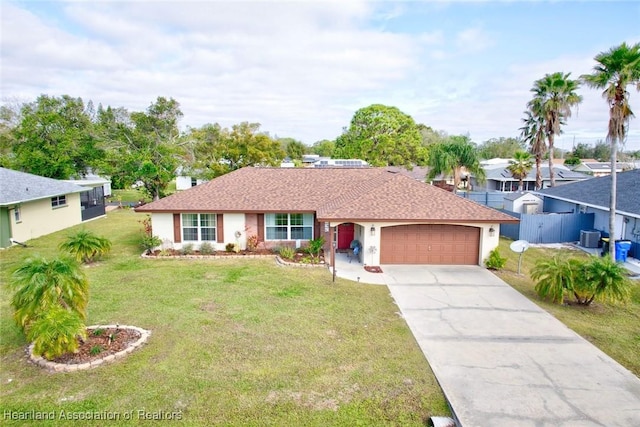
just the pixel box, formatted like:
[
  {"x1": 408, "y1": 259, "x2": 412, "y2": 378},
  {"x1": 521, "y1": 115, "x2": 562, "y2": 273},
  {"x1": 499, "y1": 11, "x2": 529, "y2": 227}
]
[
  {"x1": 531, "y1": 255, "x2": 631, "y2": 305},
  {"x1": 306, "y1": 236, "x2": 325, "y2": 260},
  {"x1": 485, "y1": 249, "x2": 507, "y2": 270},
  {"x1": 27, "y1": 306, "x2": 87, "y2": 359},
  {"x1": 199, "y1": 242, "x2": 215, "y2": 255},
  {"x1": 59, "y1": 229, "x2": 112, "y2": 263},
  {"x1": 141, "y1": 235, "x2": 162, "y2": 255},
  {"x1": 225, "y1": 243, "x2": 240, "y2": 253},
  {"x1": 180, "y1": 243, "x2": 195, "y2": 255},
  {"x1": 246, "y1": 235, "x2": 260, "y2": 252},
  {"x1": 279, "y1": 246, "x2": 296, "y2": 260}
]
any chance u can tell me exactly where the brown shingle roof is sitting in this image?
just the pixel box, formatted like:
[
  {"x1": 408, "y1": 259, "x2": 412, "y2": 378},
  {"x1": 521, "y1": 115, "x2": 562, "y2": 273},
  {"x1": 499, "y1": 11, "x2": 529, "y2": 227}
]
[{"x1": 137, "y1": 167, "x2": 517, "y2": 223}]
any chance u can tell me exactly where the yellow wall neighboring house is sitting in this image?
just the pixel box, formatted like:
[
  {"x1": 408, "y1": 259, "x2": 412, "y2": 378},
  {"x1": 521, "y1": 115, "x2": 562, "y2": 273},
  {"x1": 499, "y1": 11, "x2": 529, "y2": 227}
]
[{"x1": 10, "y1": 193, "x2": 82, "y2": 244}]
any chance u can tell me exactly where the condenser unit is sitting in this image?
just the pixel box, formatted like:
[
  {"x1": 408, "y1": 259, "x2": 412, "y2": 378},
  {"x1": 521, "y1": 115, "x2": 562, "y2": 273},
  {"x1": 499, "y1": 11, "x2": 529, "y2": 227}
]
[{"x1": 580, "y1": 230, "x2": 601, "y2": 248}]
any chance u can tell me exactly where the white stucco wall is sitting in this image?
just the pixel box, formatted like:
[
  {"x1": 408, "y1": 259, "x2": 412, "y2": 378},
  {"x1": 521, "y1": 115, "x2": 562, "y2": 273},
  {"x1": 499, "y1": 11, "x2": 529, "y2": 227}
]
[
  {"x1": 223, "y1": 213, "x2": 247, "y2": 249},
  {"x1": 11, "y1": 193, "x2": 82, "y2": 243},
  {"x1": 151, "y1": 212, "x2": 244, "y2": 251},
  {"x1": 330, "y1": 221, "x2": 499, "y2": 266},
  {"x1": 150, "y1": 213, "x2": 174, "y2": 249}
]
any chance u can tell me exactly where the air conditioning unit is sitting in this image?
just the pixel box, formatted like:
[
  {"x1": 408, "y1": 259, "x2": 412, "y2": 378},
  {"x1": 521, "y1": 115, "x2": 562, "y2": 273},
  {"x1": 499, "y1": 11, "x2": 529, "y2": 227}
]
[{"x1": 580, "y1": 230, "x2": 601, "y2": 248}]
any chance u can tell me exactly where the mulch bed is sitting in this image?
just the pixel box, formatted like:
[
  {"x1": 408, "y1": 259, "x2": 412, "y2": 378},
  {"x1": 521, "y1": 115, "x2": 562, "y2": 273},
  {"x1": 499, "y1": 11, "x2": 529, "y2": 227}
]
[
  {"x1": 148, "y1": 249, "x2": 274, "y2": 256},
  {"x1": 364, "y1": 266, "x2": 383, "y2": 273},
  {"x1": 49, "y1": 327, "x2": 141, "y2": 364}
]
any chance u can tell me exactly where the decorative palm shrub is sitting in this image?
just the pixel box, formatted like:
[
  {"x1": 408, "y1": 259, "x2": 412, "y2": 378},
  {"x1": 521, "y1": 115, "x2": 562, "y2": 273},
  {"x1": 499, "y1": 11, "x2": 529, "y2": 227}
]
[
  {"x1": 531, "y1": 255, "x2": 630, "y2": 305},
  {"x1": 58, "y1": 229, "x2": 112, "y2": 263},
  {"x1": 305, "y1": 237, "x2": 325, "y2": 261},
  {"x1": 140, "y1": 234, "x2": 162, "y2": 255},
  {"x1": 485, "y1": 249, "x2": 507, "y2": 270},
  {"x1": 11, "y1": 256, "x2": 89, "y2": 358}
]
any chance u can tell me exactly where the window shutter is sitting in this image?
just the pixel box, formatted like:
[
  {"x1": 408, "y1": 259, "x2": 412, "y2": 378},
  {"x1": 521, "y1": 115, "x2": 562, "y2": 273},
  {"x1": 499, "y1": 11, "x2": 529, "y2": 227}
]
[
  {"x1": 257, "y1": 214, "x2": 264, "y2": 241},
  {"x1": 173, "y1": 214, "x2": 181, "y2": 243},
  {"x1": 217, "y1": 214, "x2": 224, "y2": 243},
  {"x1": 313, "y1": 214, "x2": 320, "y2": 240}
]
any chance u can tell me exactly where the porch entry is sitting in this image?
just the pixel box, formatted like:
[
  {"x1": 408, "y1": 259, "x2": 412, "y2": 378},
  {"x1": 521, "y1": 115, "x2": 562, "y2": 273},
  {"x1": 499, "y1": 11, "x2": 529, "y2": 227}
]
[{"x1": 337, "y1": 223, "x2": 355, "y2": 250}]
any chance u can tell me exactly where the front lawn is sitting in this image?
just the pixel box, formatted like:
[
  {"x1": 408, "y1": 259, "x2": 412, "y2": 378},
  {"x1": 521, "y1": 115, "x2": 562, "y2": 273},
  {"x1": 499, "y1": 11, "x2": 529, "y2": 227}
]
[
  {"x1": 0, "y1": 210, "x2": 448, "y2": 426},
  {"x1": 493, "y1": 238, "x2": 640, "y2": 377}
]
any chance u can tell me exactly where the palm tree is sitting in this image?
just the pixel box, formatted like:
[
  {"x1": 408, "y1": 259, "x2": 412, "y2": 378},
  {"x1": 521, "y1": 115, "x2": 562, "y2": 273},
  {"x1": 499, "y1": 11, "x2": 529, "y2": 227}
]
[
  {"x1": 528, "y1": 72, "x2": 582, "y2": 187},
  {"x1": 574, "y1": 256, "x2": 630, "y2": 306},
  {"x1": 11, "y1": 256, "x2": 89, "y2": 330},
  {"x1": 530, "y1": 256, "x2": 582, "y2": 304},
  {"x1": 427, "y1": 136, "x2": 485, "y2": 192},
  {"x1": 507, "y1": 151, "x2": 533, "y2": 192},
  {"x1": 59, "y1": 229, "x2": 112, "y2": 264},
  {"x1": 581, "y1": 42, "x2": 640, "y2": 261},
  {"x1": 520, "y1": 110, "x2": 547, "y2": 190}
]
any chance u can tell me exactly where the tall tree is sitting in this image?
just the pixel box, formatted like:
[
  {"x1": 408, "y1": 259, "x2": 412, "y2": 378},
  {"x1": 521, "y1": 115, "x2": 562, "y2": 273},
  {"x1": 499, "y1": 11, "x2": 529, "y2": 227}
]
[
  {"x1": 581, "y1": 42, "x2": 640, "y2": 261},
  {"x1": 11, "y1": 95, "x2": 102, "y2": 179},
  {"x1": 334, "y1": 104, "x2": 426, "y2": 168},
  {"x1": 427, "y1": 135, "x2": 485, "y2": 192},
  {"x1": 477, "y1": 137, "x2": 526, "y2": 160},
  {"x1": 279, "y1": 137, "x2": 307, "y2": 160},
  {"x1": 189, "y1": 122, "x2": 284, "y2": 179},
  {"x1": 310, "y1": 139, "x2": 335, "y2": 157},
  {"x1": 99, "y1": 97, "x2": 184, "y2": 200},
  {"x1": 528, "y1": 72, "x2": 582, "y2": 187},
  {"x1": 520, "y1": 110, "x2": 546, "y2": 190},
  {"x1": 507, "y1": 151, "x2": 533, "y2": 192}
]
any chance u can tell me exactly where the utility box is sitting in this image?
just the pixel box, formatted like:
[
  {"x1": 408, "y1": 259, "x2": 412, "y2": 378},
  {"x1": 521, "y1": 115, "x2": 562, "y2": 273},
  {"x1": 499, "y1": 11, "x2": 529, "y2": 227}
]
[{"x1": 580, "y1": 230, "x2": 601, "y2": 248}]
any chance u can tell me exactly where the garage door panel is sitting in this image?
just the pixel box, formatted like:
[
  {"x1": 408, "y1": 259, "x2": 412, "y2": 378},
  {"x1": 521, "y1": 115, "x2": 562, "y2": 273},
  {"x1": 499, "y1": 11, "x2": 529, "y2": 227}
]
[{"x1": 380, "y1": 224, "x2": 479, "y2": 265}]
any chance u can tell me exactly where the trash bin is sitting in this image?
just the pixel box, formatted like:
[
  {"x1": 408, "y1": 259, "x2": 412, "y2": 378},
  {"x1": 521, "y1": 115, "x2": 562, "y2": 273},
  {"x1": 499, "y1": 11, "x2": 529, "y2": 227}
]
[
  {"x1": 601, "y1": 238, "x2": 610, "y2": 256},
  {"x1": 615, "y1": 240, "x2": 632, "y2": 262}
]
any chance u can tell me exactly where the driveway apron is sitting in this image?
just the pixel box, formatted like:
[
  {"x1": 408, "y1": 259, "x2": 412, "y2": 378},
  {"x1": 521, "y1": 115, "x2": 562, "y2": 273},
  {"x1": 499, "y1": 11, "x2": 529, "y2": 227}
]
[{"x1": 383, "y1": 265, "x2": 640, "y2": 427}]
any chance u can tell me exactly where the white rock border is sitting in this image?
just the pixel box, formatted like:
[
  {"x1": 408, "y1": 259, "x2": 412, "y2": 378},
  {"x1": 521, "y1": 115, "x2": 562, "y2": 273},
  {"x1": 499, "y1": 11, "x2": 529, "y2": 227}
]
[
  {"x1": 28, "y1": 325, "x2": 151, "y2": 373},
  {"x1": 275, "y1": 255, "x2": 327, "y2": 268},
  {"x1": 141, "y1": 252, "x2": 275, "y2": 260}
]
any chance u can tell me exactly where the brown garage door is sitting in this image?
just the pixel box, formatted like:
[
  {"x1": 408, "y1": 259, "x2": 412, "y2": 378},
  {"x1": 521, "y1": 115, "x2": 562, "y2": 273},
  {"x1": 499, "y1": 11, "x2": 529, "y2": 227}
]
[{"x1": 380, "y1": 224, "x2": 480, "y2": 265}]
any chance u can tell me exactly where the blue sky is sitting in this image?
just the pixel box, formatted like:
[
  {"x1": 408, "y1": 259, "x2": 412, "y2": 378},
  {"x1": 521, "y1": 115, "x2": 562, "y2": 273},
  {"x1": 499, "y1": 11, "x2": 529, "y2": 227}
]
[{"x1": 2, "y1": 0, "x2": 640, "y2": 150}]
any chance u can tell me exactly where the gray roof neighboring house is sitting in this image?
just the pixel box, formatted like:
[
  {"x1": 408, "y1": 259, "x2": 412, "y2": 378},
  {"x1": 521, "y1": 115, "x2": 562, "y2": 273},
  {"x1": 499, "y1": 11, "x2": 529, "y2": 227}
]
[
  {"x1": 0, "y1": 167, "x2": 87, "y2": 206},
  {"x1": 536, "y1": 169, "x2": 640, "y2": 217}
]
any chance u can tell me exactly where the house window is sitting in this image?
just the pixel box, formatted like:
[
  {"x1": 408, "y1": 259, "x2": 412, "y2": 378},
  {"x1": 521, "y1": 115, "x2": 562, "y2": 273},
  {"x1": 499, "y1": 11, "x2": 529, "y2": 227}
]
[
  {"x1": 14, "y1": 207, "x2": 21, "y2": 223},
  {"x1": 51, "y1": 195, "x2": 67, "y2": 208},
  {"x1": 182, "y1": 213, "x2": 216, "y2": 242},
  {"x1": 266, "y1": 213, "x2": 313, "y2": 240}
]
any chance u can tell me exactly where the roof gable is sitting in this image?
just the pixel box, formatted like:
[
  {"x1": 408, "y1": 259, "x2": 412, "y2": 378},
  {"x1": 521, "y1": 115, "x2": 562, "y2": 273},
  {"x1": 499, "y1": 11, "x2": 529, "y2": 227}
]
[
  {"x1": 0, "y1": 167, "x2": 87, "y2": 206},
  {"x1": 138, "y1": 167, "x2": 517, "y2": 223},
  {"x1": 536, "y1": 169, "x2": 640, "y2": 216}
]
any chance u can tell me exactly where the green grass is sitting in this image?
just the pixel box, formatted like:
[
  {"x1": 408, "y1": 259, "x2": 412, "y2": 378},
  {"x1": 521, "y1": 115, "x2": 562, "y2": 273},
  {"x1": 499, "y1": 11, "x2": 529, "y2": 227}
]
[
  {"x1": 493, "y1": 238, "x2": 640, "y2": 377},
  {"x1": 0, "y1": 210, "x2": 448, "y2": 426}
]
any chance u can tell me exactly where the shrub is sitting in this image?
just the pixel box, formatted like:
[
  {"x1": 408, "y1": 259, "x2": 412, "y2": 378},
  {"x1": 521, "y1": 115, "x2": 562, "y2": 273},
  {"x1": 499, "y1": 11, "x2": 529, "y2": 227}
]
[
  {"x1": 306, "y1": 236, "x2": 325, "y2": 261},
  {"x1": 140, "y1": 235, "x2": 162, "y2": 255},
  {"x1": 225, "y1": 243, "x2": 240, "y2": 253},
  {"x1": 59, "y1": 229, "x2": 112, "y2": 263},
  {"x1": 27, "y1": 306, "x2": 87, "y2": 359},
  {"x1": 485, "y1": 249, "x2": 507, "y2": 270},
  {"x1": 90, "y1": 345, "x2": 104, "y2": 356},
  {"x1": 279, "y1": 246, "x2": 296, "y2": 260},
  {"x1": 246, "y1": 235, "x2": 260, "y2": 252},
  {"x1": 92, "y1": 328, "x2": 104, "y2": 336},
  {"x1": 180, "y1": 243, "x2": 195, "y2": 255},
  {"x1": 199, "y1": 242, "x2": 215, "y2": 255},
  {"x1": 531, "y1": 255, "x2": 630, "y2": 306}
]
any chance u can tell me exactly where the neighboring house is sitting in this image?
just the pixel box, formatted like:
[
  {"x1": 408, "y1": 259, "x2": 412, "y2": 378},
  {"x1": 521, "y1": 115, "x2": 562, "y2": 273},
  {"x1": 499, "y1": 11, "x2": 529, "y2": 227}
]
[
  {"x1": 175, "y1": 167, "x2": 208, "y2": 190},
  {"x1": 471, "y1": 165, "x2": 591, "y2": 192},
  {"x1": 136, "y1": 167, "x2": 517, "y2": 266},
  {"x1": 536, "y1": 169, "x2": 640, "y2": 256},
  {"x1": 65, "y1": 174, "x2": 111, "y2": 221},
  {"x1": 573, "y1": 161, "x2": 625, "y2": 177},
  {"x1": 0, "y1": 167, "x2": 88, "y2": 248},
  {"x1": 313, "y1": 159, "x2": 369, "y2": 168},
  {"x1": 504, "y1": 192, "x2": 543, "y2": 214}
]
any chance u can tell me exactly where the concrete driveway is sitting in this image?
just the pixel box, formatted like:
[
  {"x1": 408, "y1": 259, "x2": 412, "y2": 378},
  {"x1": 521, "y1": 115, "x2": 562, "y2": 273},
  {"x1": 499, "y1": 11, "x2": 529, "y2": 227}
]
[{"x1": 383, "y1": 265, "x2": 640, "y2": 427}]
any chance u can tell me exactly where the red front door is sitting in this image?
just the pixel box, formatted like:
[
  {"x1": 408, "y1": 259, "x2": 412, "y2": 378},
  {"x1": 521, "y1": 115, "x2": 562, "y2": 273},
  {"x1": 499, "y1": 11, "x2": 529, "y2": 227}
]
[{"x1": 337, "y1": 223, "x2": 355, "y2": 250}]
